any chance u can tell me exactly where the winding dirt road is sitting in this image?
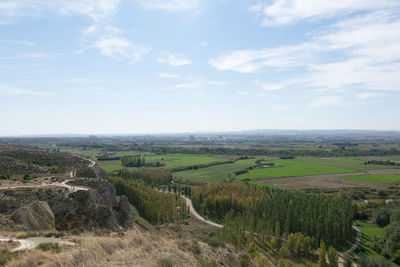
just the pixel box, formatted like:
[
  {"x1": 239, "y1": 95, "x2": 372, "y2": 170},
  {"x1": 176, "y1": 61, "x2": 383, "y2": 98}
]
[
  {"x1": 338, "y1": 226, "x2": 361, "y2": 266},
  {"x1": 0, "y1": 237, "x2": 75, "y2": 252},
  {"x1": 177, "y1": 193, "x2": 361, "y2": 264},
  {"x1": 0, "y1": 153, "x2": 94, "y2": 252},
  {"x1": 0, "y1": 180, "x2": 88, "y2": 193},
  {"x1": 181, "y1": 195, "x2": 222, "y2": 228}
]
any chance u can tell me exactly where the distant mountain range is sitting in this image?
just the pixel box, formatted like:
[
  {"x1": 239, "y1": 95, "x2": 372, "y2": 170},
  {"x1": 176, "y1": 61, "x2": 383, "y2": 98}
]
[{"x1": 2, "y1": 129, "x2": 400, "y2": 138}]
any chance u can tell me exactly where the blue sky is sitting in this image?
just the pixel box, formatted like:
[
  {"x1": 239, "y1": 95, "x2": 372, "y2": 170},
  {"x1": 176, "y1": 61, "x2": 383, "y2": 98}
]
[{"x1": 1, "y1": 0, "x2": 400, "y2": 135}]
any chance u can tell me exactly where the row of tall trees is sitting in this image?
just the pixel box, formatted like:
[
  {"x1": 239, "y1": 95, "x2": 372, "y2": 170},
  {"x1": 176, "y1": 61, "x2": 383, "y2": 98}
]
[
  {"x1": 192, "y1": 183, "x2": 353, "y2": 247},
  {"x1": 121, "y1": 155, "x2": 145, "y2": 167},
  {"x1": 119, "y1": 168, "x2": 172, "y2": 186},
  {"x1": 109, "y1": 176, "x2": 189, "y2": 224}
]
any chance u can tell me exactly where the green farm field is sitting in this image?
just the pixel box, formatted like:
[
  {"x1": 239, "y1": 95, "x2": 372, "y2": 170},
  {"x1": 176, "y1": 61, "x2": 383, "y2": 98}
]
[
  {"x1": 238, "y1": 159, "x2": 354, "y2": 180},
  {"x1": 300, "y1": 157, "x2": 400, "y2": 171},
  {"x1": 339, "y1": 174, "x2": 400, "y2": 184},
  {"x1": 173, "y1": 158, "x2": 259, "y2": 183},
  {"x1": 143, "y1": 154, "x2": 230, "y2": 168},
  {"x1": 97, "y1": 153, "x2": 231, "y2": 172}
]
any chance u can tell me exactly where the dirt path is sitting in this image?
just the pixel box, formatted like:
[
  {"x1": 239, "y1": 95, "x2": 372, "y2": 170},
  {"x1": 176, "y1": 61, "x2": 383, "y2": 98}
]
[
  {"x1": 0, "y1": 180, "x2": 88, "y2": 193},
  {"x1": 0, "y1": 152, "x2": 95, "y2": 192},
  {"x1": 157, "y1": 190, "x2": 222, "y2": 228},
  {"x1": 0, "y1": 236, "x2": 75, "y2": 252},
  {"x1": 338, "y1": 226, "x2": 361, "y2": 266},
  {"x1": 178, "y1": 193, "x2": 361, "y2": 264},
  {"x1": 181, "y1": 195, "x2": 222, "y2": 228}
]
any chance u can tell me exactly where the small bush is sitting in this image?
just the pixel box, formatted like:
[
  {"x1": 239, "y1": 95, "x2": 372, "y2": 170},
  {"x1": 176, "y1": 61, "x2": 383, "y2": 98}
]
[
  {"x1": 0, "y1": 249, "x2": 12, "y2": 266},
  {"x1": 158, "y1": 258, "x2": 173, "y2": 267},
  {"x1": 0, "y1": 174, "x2": 10, "y2": 180},
  {"x1": 23, "y1": 174, "x2": 31, "y2": 181},
  {"x1": 37, "y1": 242, "x2": 61, "y2": 253}
]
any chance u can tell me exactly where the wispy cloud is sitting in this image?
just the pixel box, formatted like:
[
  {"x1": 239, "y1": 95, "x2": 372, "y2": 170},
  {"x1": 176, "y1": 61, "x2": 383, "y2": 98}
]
[
  {"x1": 0, "y1": 85, "x2": 55, "y2": 96},
  {"x1": 209, "y1": 43, "x2": 312, "y2": 73},
  {"x1": 356, "y1": 92, "x2": 386, "y2": 99},
  {"x1": 0, "y1": 53, "x2": 49, "y2": 60},
  {"x1": 0, "y1": 39, "x2": 36, "y2": 46},
  {"x1": 208, "y1": 81, "x2": 229, "y2": 86},
  {"x1": 94, "y1": 37, "x2": 150, "y2": 63},
  {"x1": 165, "y1": 80, "x2": 201, "y2": 90},
  {"x1": 308, "y1": 96, "x2": 345, "y2": 108},
  {"x1": 255, "y1": 0, "x2": 400, "y2": 26},
  {"x1": 237, "y1": 90, "x2": 249, "y2": 95},
  {"x1": 270, "y1": 105, "x2": 289, "y2": 111},
  {"x1": 133, "y1": 0, "x2": 200, "y2": 12},
  {"x1": 159, "y1": 73, "x2": 178, "y2": 78},
  {"x1": 212, "y1": 9, "x2": 400, "y2": 93},
  {"x1": 157, "y1": 52, "x2": 191, "y2": 67},
  {"x1": 0, "y1": 0, "x2": 121, "y2": 24},
  {"x1": 253, "y1": 80, "x2": 288, "y2": 91}
]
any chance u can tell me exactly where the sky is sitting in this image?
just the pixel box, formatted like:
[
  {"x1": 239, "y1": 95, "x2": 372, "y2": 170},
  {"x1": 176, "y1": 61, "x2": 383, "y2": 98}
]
[{"x1": 1, "y1": 0, "x2": 400, "y2": 135}]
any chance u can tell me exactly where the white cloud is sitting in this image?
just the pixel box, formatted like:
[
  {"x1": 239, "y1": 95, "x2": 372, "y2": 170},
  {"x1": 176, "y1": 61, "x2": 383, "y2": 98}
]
[
  {"x1": 165, "y1": 81, "x2": 201, "y2": 90},
  {"x1": 159, "y1": 73, "x2": 178, "y2": 78},
  {"x1": 249, "y1": 2, "x2": 262, "y2": 12},
  {"x1": 209, "y1": 43, "x2": 312, "y2": 73},
  {"x1": 59, "y1": 0, "x2": 120, "y2": 21},
  {"x1": 208, "y1": 81, "x2": 229, "y2": 86},
  {"x1": 0, "y1": 39, "x2": 36, "y2": 46},
  {"x1": 158, "y1": 52, "x2": 191, "y2": 67},
  {"x1": 254, "y1": 80, "x2": 287, "y2": 91},
  {"x1": 237, "y1": 90, "x2": 249, "y2": 95},
  {"x1": 308, "y1": 96, "x2": 344, "y2": 108},
  {"x1": 0, "y1": 53, "x2": 49, "y2": 60},
  {"x1": 270, "y1": 105, "x2": 289, "y2": 111},
  {"x1": 0, "y1": 85, "x2": 55, "y2": 96},
  {"x1": 133, "y1": 0, "x2": 200, "y2": 11},
  {"x1": 94, "y1": 37, "x2": 150, "y2": 63},
  {"x1": 0, "y1": 0, "x2": 120, "y2": 23},
  {"x1": 211, "y1": 9, "x2": 400, "y2": 93},
  {"x1": 356, "y1": 92, "x2": 386, "y2": 99},
  {"x1": 258, "y1": 0, "x2": 399, "y2": 26}
]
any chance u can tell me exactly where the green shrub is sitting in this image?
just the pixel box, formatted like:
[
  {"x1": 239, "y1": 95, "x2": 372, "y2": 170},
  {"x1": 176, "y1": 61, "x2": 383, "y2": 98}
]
[
  {"x1": 0, "y1": 174, "x2": 10, "y2": 180},
  {"x1": 37, "y1": 242, "x2": 61, "y2": 253},
  {"x1": 158, "y1": 258, "x2": 173, "y2": 267}
]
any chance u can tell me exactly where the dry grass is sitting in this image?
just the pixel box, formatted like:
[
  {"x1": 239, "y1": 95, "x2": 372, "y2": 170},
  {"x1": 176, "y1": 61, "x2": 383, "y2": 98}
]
[{"x1": 8, "y1": 229, "x2": 243, "y2": 267}]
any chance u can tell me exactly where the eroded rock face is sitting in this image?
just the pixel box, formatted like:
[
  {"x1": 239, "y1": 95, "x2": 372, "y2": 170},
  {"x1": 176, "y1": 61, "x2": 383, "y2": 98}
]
[
  {"x1": 53, "y1": 188, "x2": 120, "y2": 230},
  {"x1": 117, "y1": 195, "x2": 133, "y2": 229},
  {"x1": 10, "y1": 201, "x2": 55, "y2": 231},
  {"x1": 1, "y1": 181, "x2": 133, "y2": 231},
  {"x1": 52, "y1": 182, "x2": 133, "y2": 230}
]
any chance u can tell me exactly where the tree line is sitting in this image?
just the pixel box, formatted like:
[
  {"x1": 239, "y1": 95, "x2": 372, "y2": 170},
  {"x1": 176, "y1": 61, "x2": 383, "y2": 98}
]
[
  {"x1": 118, "y1": 168, "x2": 172, "y2": 186},
  {"x1": 108, "y1": 176, "x2": 189, "y2": 224},
  {"x1": 121, "y1": 155, "x2": 145, "y2": 167},
  {"x1": 365, "y1": 160, "x2": 400, "y2": 166},
  {"x1": 192, "y1": 183, "x2": 353, "y2": 247}
]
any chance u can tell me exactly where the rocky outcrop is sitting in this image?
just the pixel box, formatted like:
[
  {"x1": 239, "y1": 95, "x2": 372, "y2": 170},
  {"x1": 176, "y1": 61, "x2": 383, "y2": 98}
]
[
  {"x1": 53, "y1": 188, "x2": 120, "y2": 230},
  {"x1": 1, "y1": 181, "x2": 133, "y2": 231},
  {"x1": 10, "y1": 201, "x2": 55, "y2": 231},
  {"x1": 51, "y1": 181, "x2": 133, "y2": 230},
  {"x1": 117, "y1": 196, "x2": 133, "y2": 229}
]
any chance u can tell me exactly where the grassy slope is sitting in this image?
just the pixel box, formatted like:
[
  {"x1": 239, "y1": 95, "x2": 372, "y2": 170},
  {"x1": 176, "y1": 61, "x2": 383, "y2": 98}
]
[
  {"x1": 339, "y1": 174, "x2": 400, "y2": 184},
  {"x1": 354, "y1": 220, "x2": 399, "y2": 267},
  {"x1": 238, "y1": 159, "x2": 354, "y2": 180}
]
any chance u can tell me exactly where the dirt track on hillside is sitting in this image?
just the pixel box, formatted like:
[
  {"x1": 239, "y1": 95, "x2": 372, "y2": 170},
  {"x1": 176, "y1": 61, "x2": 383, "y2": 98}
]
[{"x1": 259, "y1": 169, "x2": 400, "y2": 189}]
